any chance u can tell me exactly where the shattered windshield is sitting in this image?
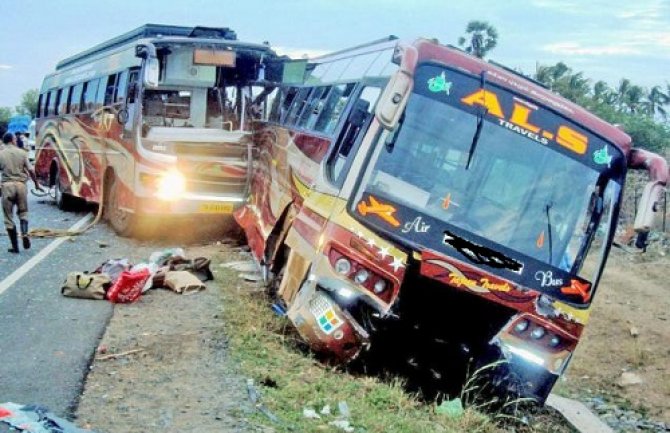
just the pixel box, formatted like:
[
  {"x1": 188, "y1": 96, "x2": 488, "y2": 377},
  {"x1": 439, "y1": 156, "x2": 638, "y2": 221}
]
[
  {"x1": 142, "y1": 86, "x2": 250, "y2": 132},
  {"x1": 355, "y1": 64, "x2": 624, "y2": 273}
]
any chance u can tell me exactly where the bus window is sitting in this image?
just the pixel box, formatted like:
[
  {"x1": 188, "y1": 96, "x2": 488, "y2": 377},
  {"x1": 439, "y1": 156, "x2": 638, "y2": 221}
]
[
  {"x1": 54, "y1": 89, "x2": 63, "y2": 116},
  {"x1": 47, "y1": 90, "x2": 57, "y2": 116},
  {"x1": 104, "y1": 74, "x2": 119, "y2": 106},
  {"x1": 284, "y1": 87, "x2": 311, "y2": 126},
  {"x1": 60, "y1": 87, "x2": 71, "y2": 114},
  {"x1": 314, "y1": 83, "x2": 355, "y2": 134},
  {"x1": 268, "y1": 87, "x2": 284, "y2": 123},
  {"x1": 127, "y1": 69, "x2": 140, "y2": 103},
  {"x1": 70, "y1": 83, "x2": 83, "y2": 113},
  {"x1": 279, "y1": 87, "x2": 298, "y2": 123},
  {"x1": 98, "y1": 78, "x2": 107, "y2": 108},
  {"x1": 297, "y1": 86, "x2": 330, "y2": 130},
  {"x1": 37, "y1": 94, "x2": 44, "y2": 118},
  {"x1": 114, "y1": 70, "x2": 129, "y2": 104},
  {"x1": 83, "y1": 79, "x2": 99, "y2": 111},
  {"x1": 329, "y1": 85, "x2": 380, "y2": 183}
]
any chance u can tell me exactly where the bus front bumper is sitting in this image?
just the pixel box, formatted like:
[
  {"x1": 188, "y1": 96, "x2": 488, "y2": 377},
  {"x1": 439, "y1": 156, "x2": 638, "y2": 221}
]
[{"x1": 135, "y1": 192, "x2": 246, "y2": 216}]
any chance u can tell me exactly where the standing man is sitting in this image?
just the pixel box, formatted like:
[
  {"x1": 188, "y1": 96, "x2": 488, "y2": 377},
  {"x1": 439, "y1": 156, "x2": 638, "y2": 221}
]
[{"x1": 0, "y1": 132, "x2": 43, "y2": 253}]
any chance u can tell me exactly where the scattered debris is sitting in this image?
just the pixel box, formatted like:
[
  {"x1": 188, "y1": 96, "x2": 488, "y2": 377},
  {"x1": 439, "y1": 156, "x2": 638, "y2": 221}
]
[
  {"x1": 220, "y1": 261, "x2": 258, "y2": 272},
  {"x1": 240, "y1": 273, "x2": 262, "y2": 282},
  {"x1": 246, "y1": 379, "x2": 280, "y2": 424},
  {"x1": 320, "y1": 404, "x2": 331, "y2": 416},
  {"x1": 617, "y1": 372, "x2": 644, "y2": 387},
  {"x1": 95, "y1": 349, "x2": 145, "y2": 361},
  {"x1": 164, "y1": 271, "x2": 206, "y2": 295},
  {"x1": 629, "y1": 326, "x2": 639, "y2": 338},
  {"x1": 302, "y1": 407, "x2": 321, "y2": 419},
  {"x1": 329, "y1": 419, "x2": 355, "y2": 432},
  {"x1": 338, "y1": 401, "x2": 350, "y2": 418},
  {"x1": 435, "y1": 398, "x2": 464, "y2": 419},
  {"x1": 584, "y1": 397, "x2": 669, "y2": 433},
  {"x1": 95, "y1": 240, "x2": 109, "y2": 248},
  {"x1": 0, "y1": 402, "x2": 99, "y2": 433}
]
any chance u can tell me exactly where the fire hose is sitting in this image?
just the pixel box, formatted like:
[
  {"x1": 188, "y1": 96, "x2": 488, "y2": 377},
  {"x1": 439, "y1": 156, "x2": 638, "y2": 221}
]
[{"x1": 25, "y1": 170, "x2": 107, "y2": 239}]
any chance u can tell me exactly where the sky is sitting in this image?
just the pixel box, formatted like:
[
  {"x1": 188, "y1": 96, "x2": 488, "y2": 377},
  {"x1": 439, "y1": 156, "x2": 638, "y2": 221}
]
[{"x1": 1, "y1": 0, "x2": 669, "y2": 108}]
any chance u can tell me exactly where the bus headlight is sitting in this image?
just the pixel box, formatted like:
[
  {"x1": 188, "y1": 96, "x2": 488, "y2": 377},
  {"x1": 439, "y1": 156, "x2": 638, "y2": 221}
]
[{"x1": 156, "y1": 170, "x2": 186, "y2": 201}]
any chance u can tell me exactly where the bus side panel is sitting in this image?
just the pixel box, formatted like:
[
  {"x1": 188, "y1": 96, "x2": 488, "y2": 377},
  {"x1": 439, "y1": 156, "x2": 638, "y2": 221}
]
[
  {"x1": 34, "y1": 118, "x2": 57, "y2": 185},
  {"x1": 236, "y1": 124, "x2": 331, "y2": 265},
  {"x1": 103, "y1": 111, "x2": 137, "y2": 210}
]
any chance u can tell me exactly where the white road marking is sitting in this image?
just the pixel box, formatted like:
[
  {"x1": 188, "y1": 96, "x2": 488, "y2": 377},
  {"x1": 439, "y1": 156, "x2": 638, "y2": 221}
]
[{"x1": 0, "y1": 213, "x2": 94, "y2": 298}]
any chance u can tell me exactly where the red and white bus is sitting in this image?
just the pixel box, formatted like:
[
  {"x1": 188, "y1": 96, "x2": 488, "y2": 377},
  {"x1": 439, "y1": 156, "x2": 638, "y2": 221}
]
[
  {"x1": 35, "y1": 24, "x2": 279, "y2": 235},
  {"x1": 235, "y1": 37, "x2": 669, "y2": 401}
]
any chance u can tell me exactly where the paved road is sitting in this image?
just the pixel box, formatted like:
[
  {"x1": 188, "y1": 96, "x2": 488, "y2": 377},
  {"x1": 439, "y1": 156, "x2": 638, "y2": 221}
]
[{"x1": 0, "y1": 194, "x2": 162, "y2": 422}]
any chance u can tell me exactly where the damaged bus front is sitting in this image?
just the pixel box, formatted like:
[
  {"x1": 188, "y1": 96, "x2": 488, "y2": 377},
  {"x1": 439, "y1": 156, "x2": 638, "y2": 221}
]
[
  {"x1": 36, "y1": 24, "x2": 278, "y2": 235},
  {"x1": 238, "y1": 38, "x2": 668, "y2": 402}
]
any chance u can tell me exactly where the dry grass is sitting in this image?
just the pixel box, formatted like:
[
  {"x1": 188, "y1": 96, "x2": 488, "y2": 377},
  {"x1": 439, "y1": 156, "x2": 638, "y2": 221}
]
[{"x1": 214, "y1": 251, "x2": 571, "y2": 432}]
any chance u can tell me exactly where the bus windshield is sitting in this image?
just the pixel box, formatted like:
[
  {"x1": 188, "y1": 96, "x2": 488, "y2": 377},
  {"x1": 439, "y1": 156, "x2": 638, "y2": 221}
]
[
  {"x1": 142, "y1": 86, "x2": 253, "y2": 132},
  {"x1": 356, "y1": 65, "x2": 624, "y2": 274}
]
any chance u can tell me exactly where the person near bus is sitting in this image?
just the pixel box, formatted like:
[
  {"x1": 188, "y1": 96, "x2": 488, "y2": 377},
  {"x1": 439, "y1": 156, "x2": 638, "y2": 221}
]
[{"x1": 0, "y1": 132, "x2": 43, "y2": 253}]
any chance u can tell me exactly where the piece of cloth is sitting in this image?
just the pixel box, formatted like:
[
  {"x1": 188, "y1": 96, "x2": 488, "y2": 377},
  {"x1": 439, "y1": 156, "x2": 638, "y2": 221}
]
[
  {"x1": 2, "y1": 181, "x2": 28, "y2": 230},
  {"x1": 164, "y1": 270, "x2": 206, "y2": 295},
  {"x1": 95, "y1": 258, "x2": 132, "y2": 283},
  {"x1": 0, "y1": 144, "x2": 31, "y2": 183},
  {"x1": 0, "y1": 402, "x2": 99, "y2": 433}
]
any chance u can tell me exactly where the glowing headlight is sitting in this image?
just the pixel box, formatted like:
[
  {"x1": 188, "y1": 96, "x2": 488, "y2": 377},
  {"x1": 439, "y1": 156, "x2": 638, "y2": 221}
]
[{"x1": 156, "y1": 170, "x2": 186, "y2": 201}]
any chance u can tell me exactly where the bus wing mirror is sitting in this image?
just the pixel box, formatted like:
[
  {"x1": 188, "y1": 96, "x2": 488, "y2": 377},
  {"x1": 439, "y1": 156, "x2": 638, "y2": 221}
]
[
  {"x1": 375, "y1": 70, "x2": 413, "y2": 130},
  {"x1": 633, "y1": 180, "x2": 665, "y2": 249},
  {"x1": 143, "y1": 58, "x2": 160, "y2": 89}
]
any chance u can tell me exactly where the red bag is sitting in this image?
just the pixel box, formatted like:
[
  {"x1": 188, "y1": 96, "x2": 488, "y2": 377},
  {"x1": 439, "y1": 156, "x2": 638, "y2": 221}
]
[{"x1": 106, "y1": 269, "x2": 150, "y2": 303}]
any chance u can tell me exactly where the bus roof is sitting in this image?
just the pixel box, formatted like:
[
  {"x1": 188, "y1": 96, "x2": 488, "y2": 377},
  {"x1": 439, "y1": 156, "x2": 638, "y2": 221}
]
[
  {"x1": 412, "y1": 39, "x2": 632, "y2": 155},
  {"x1": 56, "y1": 23, "x2": 260, "y2": 71}
]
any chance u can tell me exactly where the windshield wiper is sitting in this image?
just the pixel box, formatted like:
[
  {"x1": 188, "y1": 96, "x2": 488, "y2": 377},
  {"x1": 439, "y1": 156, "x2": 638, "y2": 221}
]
[
  {"x1": 545, "y1": 202, "x2": 554, "y2": 265},
  {"x1": 465, "y1": 71, "x2": 488, "y2": 170}
]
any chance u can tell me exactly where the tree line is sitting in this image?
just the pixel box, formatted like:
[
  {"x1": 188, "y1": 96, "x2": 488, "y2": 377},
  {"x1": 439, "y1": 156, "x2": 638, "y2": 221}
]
[
  {"x1": 0, "y1": 89, "x2": 39, "y2": 134},
  {"x1": 458, "y1": 20, "x2": 670, "y2": 154},
  {"x1": 3, "y1": 22, "x2": 669, "y2": 154}
]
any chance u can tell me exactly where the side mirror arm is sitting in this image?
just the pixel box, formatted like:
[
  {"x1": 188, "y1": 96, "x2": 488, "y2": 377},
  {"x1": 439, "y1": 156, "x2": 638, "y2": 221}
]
[{"x1": 628, "y1": 148, "x2": 669, "y2": 250}]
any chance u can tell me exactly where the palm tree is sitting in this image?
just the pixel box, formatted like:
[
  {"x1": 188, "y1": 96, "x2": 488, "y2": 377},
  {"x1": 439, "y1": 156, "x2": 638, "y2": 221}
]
[
  {"x1": 593, "y1": 81, "x2": 610, "y2": 102},
  {"x1": 457, "y1": 21, "x2": 499, "y2": 58},
  {"x1": 616, "y1": 78, "x2": 632, "y2": 110},
  {"x1": 643, "y1": 86, "x2": 669, "y2": 119},
  {"x1": 534, "y1": 62, "x2": 570, "y2": 91},
  {"x1": 624, "y1": 85, "x2": 645, "y2": 114}
]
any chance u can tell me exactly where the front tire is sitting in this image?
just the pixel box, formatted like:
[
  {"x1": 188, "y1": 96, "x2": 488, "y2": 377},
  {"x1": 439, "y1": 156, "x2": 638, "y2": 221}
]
[{"x1": 104, "y1": 174, "x2": 136, "y2": 237}]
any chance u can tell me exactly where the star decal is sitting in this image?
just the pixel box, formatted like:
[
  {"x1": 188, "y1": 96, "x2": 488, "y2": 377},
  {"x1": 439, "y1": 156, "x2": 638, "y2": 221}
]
[
  {"x1": 378, "y1": 246, "x2": 390, "y2": 260},
  {"x1": 390, "y1": 256, "x2": 405, "y2": 273},
  {"x1": 366, "y1": 237, "x2": 376, "y2": 248}
]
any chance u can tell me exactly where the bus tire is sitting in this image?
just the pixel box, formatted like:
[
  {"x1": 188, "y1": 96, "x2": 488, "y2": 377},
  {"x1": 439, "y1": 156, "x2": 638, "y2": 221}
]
[
  {"x1": 52, "y1": 165, "x2": 72, "y2": 211},
  {"x1": 104, "y1": 173, "x2": 136, "y2": 237}
]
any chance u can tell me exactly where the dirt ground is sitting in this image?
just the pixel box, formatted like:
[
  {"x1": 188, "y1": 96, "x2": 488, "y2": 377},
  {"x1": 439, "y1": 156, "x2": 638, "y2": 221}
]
[
  {"x1": 75, "y1": 242, "x2": 669, "y2": 432},
  {"x1": 76, "y1": 244, "x2": 258, "y2": 433},
  {"x1": 557, "y1": 248, "x2": 670, "y2": 424}
]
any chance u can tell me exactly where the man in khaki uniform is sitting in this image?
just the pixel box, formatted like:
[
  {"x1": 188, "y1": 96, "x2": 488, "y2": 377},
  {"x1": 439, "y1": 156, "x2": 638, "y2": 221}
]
[{"x1": 0, "y1": 132, "x2": 43, "y2": 253}]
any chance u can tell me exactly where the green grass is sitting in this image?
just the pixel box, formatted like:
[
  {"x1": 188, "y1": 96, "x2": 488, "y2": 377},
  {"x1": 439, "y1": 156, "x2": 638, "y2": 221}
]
[{"x1": 214, "y1": 251, "x2": 569, "y2": 433}]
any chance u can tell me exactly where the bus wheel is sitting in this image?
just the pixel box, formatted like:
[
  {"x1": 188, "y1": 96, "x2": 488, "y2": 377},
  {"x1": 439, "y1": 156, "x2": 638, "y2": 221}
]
[
  {"x1": 105, "y1": 174, "x2": 136, "y2": 237},
  {"x1": 53, "y1": 167, "x2": 72, "y2": 211}
]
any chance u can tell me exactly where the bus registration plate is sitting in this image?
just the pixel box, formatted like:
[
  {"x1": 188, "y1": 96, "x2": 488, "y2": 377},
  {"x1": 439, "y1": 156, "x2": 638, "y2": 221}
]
[{"x1": 199, "y1": 202, "x2": 234, "y2": 214}]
